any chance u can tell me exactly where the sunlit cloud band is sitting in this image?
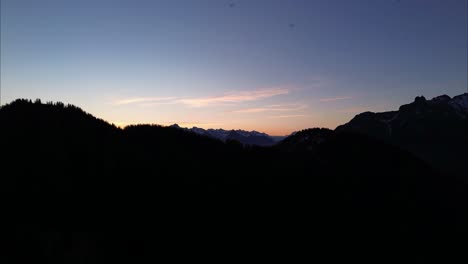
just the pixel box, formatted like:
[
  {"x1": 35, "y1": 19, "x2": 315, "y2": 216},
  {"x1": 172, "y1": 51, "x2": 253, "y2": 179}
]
[{"x1": 113, "y1": 88, "x2": 290, "y2": 107}]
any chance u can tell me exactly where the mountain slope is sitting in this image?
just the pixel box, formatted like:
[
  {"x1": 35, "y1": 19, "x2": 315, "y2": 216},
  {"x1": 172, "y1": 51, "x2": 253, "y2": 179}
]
[{"x1": 336, "y1": 93, "x2": 468, "y2": 175}]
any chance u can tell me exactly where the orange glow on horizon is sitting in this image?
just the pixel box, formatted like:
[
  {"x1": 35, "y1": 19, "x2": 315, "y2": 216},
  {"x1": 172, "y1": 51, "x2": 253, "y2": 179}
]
[{"x1": 107, "y1": 119, "x2": 339, "y2": 137}]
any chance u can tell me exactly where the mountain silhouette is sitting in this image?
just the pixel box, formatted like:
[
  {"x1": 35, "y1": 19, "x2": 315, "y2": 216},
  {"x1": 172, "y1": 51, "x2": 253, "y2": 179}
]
[
  {"x1": 171, "y1": 124, "x2": 277, "y2": 146},
  {"x1": 336, "y1": 93, "x2": 468, "y2": 175},
  {"x1": 1, "y1": 98, "x2": 466, "y2": 262}
]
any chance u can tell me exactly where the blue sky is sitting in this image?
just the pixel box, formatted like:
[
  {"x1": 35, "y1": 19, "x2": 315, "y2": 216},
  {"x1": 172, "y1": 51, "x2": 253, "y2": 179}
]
[{"x1": 1, "y1": 0, "x2": 467, "y2": 135}]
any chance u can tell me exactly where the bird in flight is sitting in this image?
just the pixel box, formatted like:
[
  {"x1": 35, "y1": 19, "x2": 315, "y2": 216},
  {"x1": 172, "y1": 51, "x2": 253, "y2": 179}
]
[
  {"x1": 229, "y1": 2, "x2": 236, "y2": 8},
  {"x1": 289, "y1": 23, "x2": 295, "y2": 29}
]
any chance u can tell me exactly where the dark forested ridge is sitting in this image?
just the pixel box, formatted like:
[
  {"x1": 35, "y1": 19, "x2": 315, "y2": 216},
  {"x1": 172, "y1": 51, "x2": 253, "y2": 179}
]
[{"x1": 1, "y1": 98, "x2": 467, "y2": 262}]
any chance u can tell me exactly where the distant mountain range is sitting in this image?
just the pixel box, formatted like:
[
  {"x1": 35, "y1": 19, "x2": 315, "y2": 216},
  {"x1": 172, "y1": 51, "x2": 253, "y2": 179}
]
[{"x1": 170, "y1": 124, "x2": 284, "y2": 146}]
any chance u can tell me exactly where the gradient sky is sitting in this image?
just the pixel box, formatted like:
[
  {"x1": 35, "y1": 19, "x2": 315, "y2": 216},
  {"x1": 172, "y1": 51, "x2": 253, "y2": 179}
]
[{"x1": 1, "y1": 0, "x2": 467, "y2": 135}]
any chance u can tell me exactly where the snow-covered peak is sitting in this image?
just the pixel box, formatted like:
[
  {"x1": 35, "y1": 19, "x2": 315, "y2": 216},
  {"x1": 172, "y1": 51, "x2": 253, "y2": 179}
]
[
  {"x1": 191, "y1": 127, "x2": 207, "y2": 135},
  {"x1": 249, "y1": 130, "x2": 269, "y2": 137},
  {"x1": 167, "y1": 124, "x2": 277, "y2": 145},
  {"x1": 205, "y1": 129, "x2": 229, "y2": 140}
]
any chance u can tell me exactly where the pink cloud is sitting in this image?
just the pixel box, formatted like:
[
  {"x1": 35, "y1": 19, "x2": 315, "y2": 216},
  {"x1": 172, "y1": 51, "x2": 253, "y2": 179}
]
[
  {"x1": 177, "y1": 88, "x2": 289, "y2": 107},
  {"x1": 113, "y1": 88, "x2": 289, "y2": 108}
]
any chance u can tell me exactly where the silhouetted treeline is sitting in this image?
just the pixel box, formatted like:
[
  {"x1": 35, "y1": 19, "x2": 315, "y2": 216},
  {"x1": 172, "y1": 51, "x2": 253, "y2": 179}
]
[{"x1": 0, "y1": 99, "x2": 466, "y2": 262}]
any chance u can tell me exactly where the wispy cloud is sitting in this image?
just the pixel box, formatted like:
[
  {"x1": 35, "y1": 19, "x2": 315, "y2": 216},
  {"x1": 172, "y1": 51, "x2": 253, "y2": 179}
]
[
  {"x1": 113, "y1": 97, "x2": 177, "y2": 105},
  {"x1": 233, "y1": 103, "x2": 307, "y2": 113},
  {"x1": 268, "y1": 114, "x2": 309, "y2": 119},
  {"x1": 177, "y1": 88, "x2": 289, "y2": 107},
  {"x1": 139, "y1": 101, "x2": 179, "y2": 107},
  {"x1": 319, "y1": 96, "x2": 353, "y2": 102},
  {"x1": 113, "y1": 88, "x2": 289, "y2": 107}
]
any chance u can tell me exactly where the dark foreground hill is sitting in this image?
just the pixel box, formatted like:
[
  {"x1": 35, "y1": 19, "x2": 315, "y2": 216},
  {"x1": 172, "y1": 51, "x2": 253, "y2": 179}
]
[{"x1": 0, "y1": 99, "x2": 466, "y2": 262}]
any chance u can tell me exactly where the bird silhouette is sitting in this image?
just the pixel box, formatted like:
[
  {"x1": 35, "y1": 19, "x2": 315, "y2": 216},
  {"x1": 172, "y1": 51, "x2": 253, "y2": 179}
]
[
  {"x1": 229, "y1": 2, "x2": 236, "y2": 8},
  {"x1": 289, "y1": 24, "x2": 295, "y2": 29}
]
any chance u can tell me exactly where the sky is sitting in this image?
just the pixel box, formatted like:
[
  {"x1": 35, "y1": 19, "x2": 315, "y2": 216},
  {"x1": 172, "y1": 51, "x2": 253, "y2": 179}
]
[{"x1": 1, "y1": 0, "x2": 467, "y2": 135}]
